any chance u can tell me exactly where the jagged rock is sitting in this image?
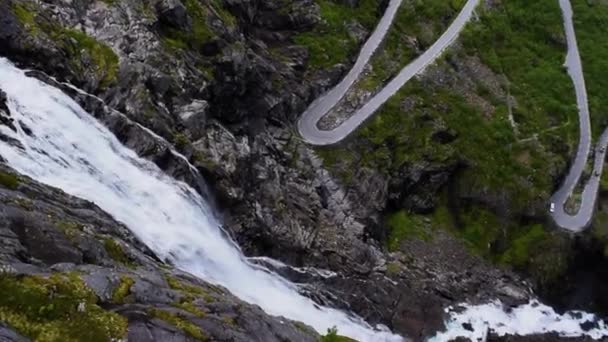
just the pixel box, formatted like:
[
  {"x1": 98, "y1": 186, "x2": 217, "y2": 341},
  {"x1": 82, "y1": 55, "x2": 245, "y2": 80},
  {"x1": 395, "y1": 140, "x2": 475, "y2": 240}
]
[
  {"x1": 156, "y1": 0, "x2": 193, "y2": 31},
  {"x1": 178, "y1": 100, "x2": 208, "y2": 139}
]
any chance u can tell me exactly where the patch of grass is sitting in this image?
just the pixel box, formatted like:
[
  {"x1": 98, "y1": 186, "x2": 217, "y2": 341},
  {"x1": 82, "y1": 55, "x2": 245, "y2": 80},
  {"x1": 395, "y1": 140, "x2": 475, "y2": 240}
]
[
  {"x1": 160, "y1": 0, "x2": 215, "y2": 51},
  {"x1": 210, "y1": 0, "x2": 236, "y2": 27},
  {"x1": 499, "y1": 224, "x2": 547, "y2": 268},
  {"x1": 56, "y1": 220, "x2": 84, "y2": 240},
  {"x1": 149, "y1": 309, "x2": 208, "y2": 340},
  {"x1": 320, "y1": 327, "x2": 358, "y2": 342},
  {"x1": 294, "y1": 0, "x2": 380, "y2": 69},
  {"x1": 461, "y1": 0, "x2": 576, "y2": 138},
  {"x1": 11, "y1": 3, "x2": 38, "y2": 34},
  {"x1": 0, "y1": 171, "x2": 20, "y2": 190},
  {"x1": 173, "y1": 132, "x2": 190, "y2": 150},
  {"x1": 103, "y1": 238, "x2": 133, "y2": 266},
  {"x1": 0, "y1": 273, "x2": 127, "y2": 342},
  {"x1": 166, "y1": 275, "x2": 215, "y2": 302},
  {"x1": 174, "y1": 298, "x2": 206, "y2": 318},
  {"x1": 385, "y1": 262, "x2": 401, "y2": 274},
  {"x1": 11, "y1": 3, "x2": 119, "y2": 87},
  {"x1": 61, "y1": 29, "x2": 119, "y2": 88},
  {"x1": 571, "y1": 0, "x2": 608, "y2": 137},
  {"x1": 111, "y1": 276, "x2": 134, "y2": 304},
  {"x1": 386, "y1": 210, "x2": 431, "y2": 251}
]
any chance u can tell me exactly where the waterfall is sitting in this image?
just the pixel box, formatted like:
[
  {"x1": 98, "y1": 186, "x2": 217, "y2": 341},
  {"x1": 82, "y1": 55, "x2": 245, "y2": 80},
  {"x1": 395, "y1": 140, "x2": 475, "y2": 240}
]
[{"x1": 0, "y1": 58, "x2": 403, "y2": 342}]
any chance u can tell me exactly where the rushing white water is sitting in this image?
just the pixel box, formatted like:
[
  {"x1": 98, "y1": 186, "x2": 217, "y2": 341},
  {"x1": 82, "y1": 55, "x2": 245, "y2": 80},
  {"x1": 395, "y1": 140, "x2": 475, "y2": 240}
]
[
  {"x1": 430, "y1": 300, "x2": 608, "y2": 341},
  {"x1": 0, "y1": 58, "x2": 403, "y2": 342}
]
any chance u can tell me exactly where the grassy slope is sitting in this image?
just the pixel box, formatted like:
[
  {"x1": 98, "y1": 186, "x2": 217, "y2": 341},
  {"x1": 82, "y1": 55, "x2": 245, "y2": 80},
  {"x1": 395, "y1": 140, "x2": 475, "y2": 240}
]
[
  {"x1": 318, "y1": 0, "x2": 580, "y2": 283},
  {"x1": 572, "y1": 0, "x2": 608, "y2": 137},
  {"x1": 293, "y1": 0, "x2": 380, "y2": 69},
  {"x1": 572, "y1": 0, "x2": 608, "y2": 246},
  {"x1": 359, "y1": 0, "x2": 465, "y2": 90}
]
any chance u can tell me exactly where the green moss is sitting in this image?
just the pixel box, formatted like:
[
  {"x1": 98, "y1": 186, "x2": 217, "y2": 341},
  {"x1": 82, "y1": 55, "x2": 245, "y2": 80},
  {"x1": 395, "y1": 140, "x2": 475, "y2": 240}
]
[
  {"x1": 320, "y1": 327, "x2": 358, "y2": 342},
  {"x1": 61, "y1": 29, "x2": 119, "y2": 88},
  {"x1": 386, "y1": 211, "x2": 431, "y2": 251},
  {"x1": 210, "y1": 0, "x2": 236, "y2": 27},
  {"x1": 111, "y1": 276, "x2": 134, "y2": 304},
  {"x1": 499, "y1": 225, "x2": 546, "y2": 267},
  {"x1": 221, "y1": 316, "x2": 235, "y2": 326},
  {"x1": 13, "y1": 198, "x2": 33, "y2": 211},
  {"x1": 0, "y1": 273, "x2": 127, "y2": 342},
  {"x1": 11, "y1": 3, "x2": 38, "y2": 34},
  {"x1": 149, "y1": 309, "x2": 208, "y2": 340},
  {"x1": 56, "y1": 221, "x2": 83, "y2": 240},
  {"x1": 0, "y1": 171, "x2": 20, "y2": 190},
  {"x1": 174, "y1": 298, "x2": 206, "y2": 318},
  {"x1": 294, "y1": 0, "x2": 380, "y2": 69},
  {"x1": 293, "y1": 321, "x2": 317, "y2": 335},
  {"x1": 166, "y1": 275, "x2": 215, "y2": 302},
  {"x1": 385, "y1": 262, "x2": 401, "y2": 274},
  {"x1": 173, "y1": 132, "x2": 190, "y2": 150},
  {"x1": 103, "y1": 238, "x2": 133, "y2": 266},
  {"x1": 160, "y1": 0, "x2": 215, "y2": 51}
]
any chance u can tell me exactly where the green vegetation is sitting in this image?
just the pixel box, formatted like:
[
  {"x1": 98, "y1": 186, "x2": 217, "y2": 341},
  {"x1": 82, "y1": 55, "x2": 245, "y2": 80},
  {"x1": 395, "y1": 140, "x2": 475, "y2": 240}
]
[
  {"x1": 11, "y1": 3, "x2": 38, "y2": 34},
  {"x1": 449, "y1": 204, "x2": 567, "y2": 284},
  {"x1": 316, "y1": 1, "x2": 580, "y2": 284},
  {"x1": 359, "y1": 0, "x2": 464, "y2": 90},
  {"x1": 572, "y1": 0, "x2": 608, "y2": 137},
  {"x1": 321, "y1": 0, "x2": 576, "y2": 207},
  {"x1": 386, "y1": 210, "x2": 431, "y2": 250},
  {"x1": 0, "y1": 273, "x2": 127, "y2": 341},
  {"x1": 385, "y1": 262, "x2": 401, "y2": 274},
  {"x1": 103, "y1": 238, "x2": 134, "y2": 266},
  {"x1": 61, "y1": 29, "x2": 119, "y2": 88},
  {"x1": 10, "y1": 3, "x2": 119, "y2": 88},
  {"x1": 293, "y1": 321, "x2": 317, "y2": 335},
  {"x1": 0, "y1": 171, "x2": 20, "y2": 190},
  {"x1": 174, "y1": 298, "x2": 206, "y2": 318},
  {"x1": 320, "y1": 327, "x2": 358, "y2": 342},
  {"x1": 294, "y1": 0, "x2": 379, "y2": 69},
  {"x1": 111, "y1": 276, "x2": 135, "y2": 304},
  {"x1": 149, "y1": 309, "x2": 208, "y2": 340},
  {"x1": 210, "y1": 0, "x2": 237, "y2": 27},
  {"x1": 461, "y1": 0, "x2": 576, "y2": 137},
  {"x1": 166, "y1": 275, "x2": 216, "y2": 302},
  {"x1": 173, "y1": 132, "x2": 191, "y2": 150},
  {"x1": 160, "y1": 0, "x2": 215, "y2": 51},
  {"x1": 56, "y1": 220, "x2": 83, "y2": 241}
]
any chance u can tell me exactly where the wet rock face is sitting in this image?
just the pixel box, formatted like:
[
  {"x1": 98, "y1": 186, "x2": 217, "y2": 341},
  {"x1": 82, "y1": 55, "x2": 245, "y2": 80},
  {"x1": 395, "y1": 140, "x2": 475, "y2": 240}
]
[{"x1": 0, "y1": 165, "x2": 319, "y2": 342}]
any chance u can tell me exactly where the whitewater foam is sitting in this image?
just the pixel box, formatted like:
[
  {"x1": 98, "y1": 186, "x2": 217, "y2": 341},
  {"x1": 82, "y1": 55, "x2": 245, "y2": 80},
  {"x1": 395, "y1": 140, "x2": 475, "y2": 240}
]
[
  {"x1": 430, "y1": 300, "x2": 608, "y2": 341},
  {"x1": 0, "y1": 58, "x2": 403, "y2": 342}
]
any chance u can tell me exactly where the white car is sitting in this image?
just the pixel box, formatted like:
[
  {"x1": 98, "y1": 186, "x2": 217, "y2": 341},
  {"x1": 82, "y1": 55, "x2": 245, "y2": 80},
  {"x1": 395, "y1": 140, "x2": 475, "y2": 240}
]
[{"x1": 550, "y1": 203, "x2": 555, "y2": 213}]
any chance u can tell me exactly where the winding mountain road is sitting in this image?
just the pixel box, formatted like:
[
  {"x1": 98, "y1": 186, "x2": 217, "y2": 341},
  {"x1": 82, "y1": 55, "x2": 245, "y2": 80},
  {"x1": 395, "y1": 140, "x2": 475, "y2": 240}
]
[
  {"x1": 297, "y1": 0, "x2": 481, "y2": 145},
  {"x1": 549, "y1": 0, "x2": 608, "y2": 232},
  {"x1": 297, "y1": 0, "x2": 608, "y2": 231}
]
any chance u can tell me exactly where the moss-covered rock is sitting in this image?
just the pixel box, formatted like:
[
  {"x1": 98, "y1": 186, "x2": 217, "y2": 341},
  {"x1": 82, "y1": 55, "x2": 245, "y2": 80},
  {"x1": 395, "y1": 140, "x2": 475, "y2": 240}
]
[
  {"x1": 0, "y1": 171, "x2": 20, "y2": 190},
  {"x1": 149, "y1": 308, "x2": 209, "y2": 340},
  {"x1": 0, "y1": 273, "x2": 127, "y2": 342}
]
